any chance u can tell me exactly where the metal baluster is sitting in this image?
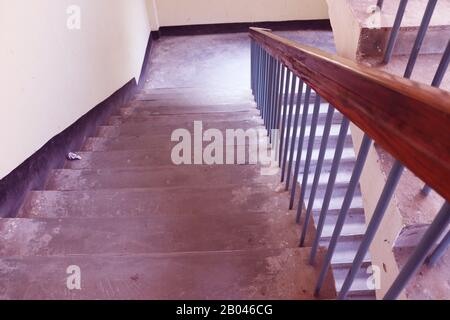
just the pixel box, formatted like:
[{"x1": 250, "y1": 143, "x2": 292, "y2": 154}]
[
  {"x1": 383, "y1": 0, "x2": 409, "y2": 64},
  {"x1": 250, "y1": 41, "x2": 254, "y2": 94},
  {"x1": 384, "y1": 202, "x2": 450, "y2": 300},
  {"x1": 286, "y1": 81, "x2": 305, "y2": 191},
  {"x1": 252, "y1": 41, "x2": 257, "y2": 96},
  {"x1": 260, "y1": 50, "x2": 267, "y2": 117},
  {"x1": 278, "y1": 70, "x2": 292, "y2": 166},
  {"x1": 315, "y1": 134, "x2": 372, "y2": 296},
  {"x1": 257, "y1": 45, "x2": 263, "y2": 109},
  {"x1": 269, "y1": 60, "x2": 281, "y2": 142},
  {"x1": 295, "y1": 94, "x2": 321, "y2": 223},
  {"x1": 257, "y1": 47, "x2": 264, "y2": 110},
  {"x1": 404, "y1": 0, "x2": 438, "y2": 78},
  {"x1": 300, "y1": 105, "x2": 335, "y2": 247},
  {"x1": 265, "y1": 56, "x2": 275, "y2": 130},
  {"x1": 254, "y1": 44, "x2": 259, "y2": 106},
  {"x1": 310, "y1": 116, "x2": 350, "y2": 264},
  {"x1": 422, "y1": 40, "x2": 450, "y2": 195},
  {"x1": 272, "y1": 66, "x2": 286, "y2": 152},
  {"x1": 262, "y1": 51, "x2": 270, "y2": 122},
  {"x1": 338, "y1": 160, "x2": 405, "y2": 299},
  {"x1": 427, "y1": 230, "x2": 450, "y2": 267},
  {"x1": 290, "y1": 86, "x2": 312, "y2": 211},
  {"x1": 281, "y1": 75, "x2": 298, "y2": 182}
]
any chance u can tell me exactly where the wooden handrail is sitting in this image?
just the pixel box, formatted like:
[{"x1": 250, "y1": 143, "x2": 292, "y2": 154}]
[{"x1": 250, "y1": 27, "x2": 450, "y2": 201}]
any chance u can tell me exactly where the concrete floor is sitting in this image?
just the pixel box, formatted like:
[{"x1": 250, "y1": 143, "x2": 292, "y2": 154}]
[{"x1": 145, "y1": 30, "x2": 335, "y2": 90}]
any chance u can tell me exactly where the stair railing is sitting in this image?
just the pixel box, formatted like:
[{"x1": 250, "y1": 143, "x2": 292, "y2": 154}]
[{"x1": 249, "y1": 26, "x2": 450, "y2": 300}]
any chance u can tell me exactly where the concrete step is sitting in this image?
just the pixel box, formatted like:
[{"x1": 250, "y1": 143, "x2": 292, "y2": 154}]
[
  {"x1": 0, "y1": 248, "x2": 336, "y2": 300},
  {"x1": 73, "y1": 138, "x2": 268, "y2": 166},
  {"x1": 108, "y1": 110, "x2": 261, "y2": 125},
  {"x1": 320, "y1": 235, "x2": 371, "y2": 267},
  {"x1": 333, "y1": 265, "x2": 376, "y2": 298},
  {"x1": 316, "y1": 208, "x2": 367, "y2": 239},
  {"x1": 44, "y1": 166, "x2": 277, "y2": 191},
  {"x1": 95, "y1": 119, "x2": 264, "y2": 138},
  {"x1": 109, "y1": 109, "x2": 341, "y2": 126},
  {"x1": 0, "y1": 211, "x2": 314, "y2": 256},
  {"x1": 81, "y1": 134, "x2": 269, "y2": 152},
  {"x1": 134, "y1": 94, "x2": 255, "y2": 105},
  {"x1": 137, "y1": 86, "x2": 253, "y2": 96},
  {"x1": 339, "y1": 0, "x2": 450, "y2": 64},
  {"x1": 20, "y1": 184, "x2": 298, "y2": 218},
  {"x1": 130, "y1": 97, "x2": 254, "y2": 108},
  {"x1": 119, "y1": 103, "x2": 258, "y2": 116}
]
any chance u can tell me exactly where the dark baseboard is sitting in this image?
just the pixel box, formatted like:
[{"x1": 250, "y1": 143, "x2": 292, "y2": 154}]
[
  {"x1": 158, "y1": 19, "x2": 331, "y2": 36},
  {"x1": 0, "y1": 79, "x2": 137, "y2": 218}
]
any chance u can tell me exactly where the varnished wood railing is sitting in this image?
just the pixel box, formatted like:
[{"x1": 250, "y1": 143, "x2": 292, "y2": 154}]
[{"x1": 250, "y1": 27, "x2": 450, "y2": 201}]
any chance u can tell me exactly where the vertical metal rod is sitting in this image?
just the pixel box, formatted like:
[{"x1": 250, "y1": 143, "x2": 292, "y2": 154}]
[
  {"x1": 250, "y1": 41, "x2": 254, "y2": 94},
  {"x1": 252, "y1": 41, "x2": 257, "y2": 95},
  {"x1": 422, "y1": 40, "x2": 450, "y2": 195},
  {"x1": 300, "y1": 105, "x2": 335, "y2": 247},
  {"x1": 296, "y1": 94, "x2": 321, "y2": 223},
  {"x1": 281, "y1": 75, "x2": 298, "y2": 182},
  {"x1": 403, "y1": 0, "x2": 437, "y2": 79},
  {"x1": 278, "y1": 70, "x2": 292, "y2": 166},
  {"x1": 384, "y1": 203, "x2": 450, "y2": 300},
  {"x1": 262, "y1": 51, "x2": 270, "y2": 121},
  {"x1": 383, "y1": 0, "x2": 409, "y2": 64},
  {"x1": 315, "y1": 134, "x2": 372, "y2": 296},
  {"x1": 257, "y1": 46, "x2": 263, "y2": 109},
  {"x1": 338, "y1": 160, "x2": 405, "y2": 300},
  {"x1": 254, "y1": 44, "x2": 259, "y2": 106},
  {"x1": 377, "y1": 0, "x2": 384, "y2": 10},
  {"x1": 271, "y1": 66, "x2": 286, "y2": 149},
  {"x1": 427, "y1": 230, "x2": 450, "y2": 267},
  {"x1": 290, "y1": 86, "x2": 311, "y2": 210},
  {"x1": 310, "y1": 116, "x2": 350, "y2": 264},
  {"x1": 431, "y1": 40, "x2": 450, "y2": 88},
  {"x1": 262, "y1": 54, "x2": 269, "y2": 126},
  {"x1": 286, "y1": 81, "x2": 305, "y2": 191},
  {"x1": 269, "y1": 59, "x2": 281, "y2": 143},
  {"x1": 264, "y1": 56, "x2": 276, "y2": 130},
  {"x1": 257, "y1": 47, "x2": 264, "y2": 110},
  {"x1": 261, "y1": 50, "x2": 267, "y2": 116}
]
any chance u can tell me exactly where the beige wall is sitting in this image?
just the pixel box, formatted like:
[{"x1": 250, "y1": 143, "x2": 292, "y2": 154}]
[
  {"x1": 0, "y1": 0, "x2": 150, "y2": 179},
  {"x1": 150, "y1": 0, "x2": 329, "y2": 28}
]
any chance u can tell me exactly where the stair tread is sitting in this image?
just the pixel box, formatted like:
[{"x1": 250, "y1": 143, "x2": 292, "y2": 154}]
[
  {"x1": 44, "y1": 165, "x2": 278, "y2": 191},
  {"x1": 20, "y1": 183, "x2": 299, "y2": 218},
  {"x1": 109, "y1": 110, "x2": 260, "y2": 125},
  {"x1": 0, "y1": 247, "x2": 336, "y2": 300},
  {"x1": 333, "y1": 265, "x2": 375, "y2": 295},
  {"x1": 128, "y1": 98, "x2": 254, "y2": 108},
  {"x1": 95, "y1": 119, "x2": 264, "y2": 138},
  {"x1": 121, "y1": 102, "x2": 258, "y2": 116},
  {"x1": 0, "y1": 211, "x2": 314, "y2": 256}
]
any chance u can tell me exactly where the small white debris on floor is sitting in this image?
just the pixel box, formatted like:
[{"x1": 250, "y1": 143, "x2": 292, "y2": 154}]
[{"x1": 67, "y1": 152, "x2": 82, "y2": 161}]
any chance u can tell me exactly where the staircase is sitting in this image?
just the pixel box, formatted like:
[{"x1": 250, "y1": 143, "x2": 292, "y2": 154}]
[{"x1": 0, "y1": 87, "x2": 338, "y2": 300}]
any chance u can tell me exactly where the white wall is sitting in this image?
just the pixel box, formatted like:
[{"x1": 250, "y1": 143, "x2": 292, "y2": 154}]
[
  {"x1": 0, "y1": 0, "x2": 150, "y2": 178},
  {"x1": 150, "y1": 0, "x2": 329, "y2": 28}
]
